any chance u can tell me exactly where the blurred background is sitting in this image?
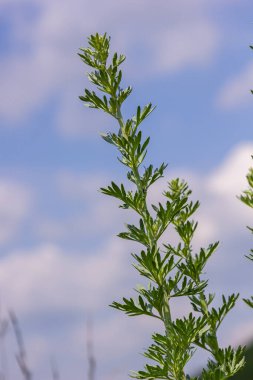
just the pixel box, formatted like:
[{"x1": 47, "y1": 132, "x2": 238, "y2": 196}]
[{"x1": 0, "y1": 0, "x2": 253, "y2": 379}]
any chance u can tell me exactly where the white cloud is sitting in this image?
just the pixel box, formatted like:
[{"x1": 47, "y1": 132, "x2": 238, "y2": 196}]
[
  {"x1": 0, "y1": 239, "x2": 130, "y2": 317},
  {"x1": 149, "y1": 20, "x2": 218, "y2": 74},
  {"x1": 206, "y1": 143, "x2": 253, "y2": 196},
  {"x1": 0, "y1": 179, "x2": 32, "y2": 243},
  {"x1": 197, "y1": 143, "x2": 253, "y2": 247},
  {"x1": 0, "y1": 0, "x2": 220, "y2": 134},
  {"x1": 57, "y1": 171, "x2": 108, "y2": 199},
  {"x1": 36, "y1": 202, "x2": 122, "y2": 241},
  {"x1": 217, "y1": 62, "x2": 253, "y2": 109},
  {"x1": 54, "y1": 91, "x2": 114, "y2": 138},
  {"x1": 36, "y1": 171, "x2": 129, "y2": 241}
]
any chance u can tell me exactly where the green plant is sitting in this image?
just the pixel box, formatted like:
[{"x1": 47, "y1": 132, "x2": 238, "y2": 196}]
[
  {"x1": 240, "y1": 162, "x2": 253, "y2": 307},
  {"x1": 79, "y1": 33, "x2": 245, "y2": 380}
]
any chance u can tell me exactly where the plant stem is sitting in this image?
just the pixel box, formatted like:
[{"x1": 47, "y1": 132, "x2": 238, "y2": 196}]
[{"x1": 115, "y1": 103, "x2": 173, "y2": 369}]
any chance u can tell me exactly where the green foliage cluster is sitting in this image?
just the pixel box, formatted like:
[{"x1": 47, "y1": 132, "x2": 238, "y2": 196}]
[
  {"x1": 231, "y1": 343, "x2": 253, "y2": 380},
  {"x1": 79, "y1": 33, "x2": 245, "y2": 380},
  {"x1": 240, "y1": 161, "x2": 253, "y2": 307},
  {"x1": 240, "y1": 165, "x2": 253, "y2": 212}
]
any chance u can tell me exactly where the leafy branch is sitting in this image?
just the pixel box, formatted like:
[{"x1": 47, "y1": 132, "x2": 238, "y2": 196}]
[
  {"x1": 79, "y1": 33, "x2": 245, "y2": 379},
  {"x1": 239, "y1": 160, "x2": 253, "y2": 307}
]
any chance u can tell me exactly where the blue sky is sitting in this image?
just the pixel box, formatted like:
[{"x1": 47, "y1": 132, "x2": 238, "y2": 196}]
[{"x1": 0, "y1": 0, "x2": 253, "y2": 379}]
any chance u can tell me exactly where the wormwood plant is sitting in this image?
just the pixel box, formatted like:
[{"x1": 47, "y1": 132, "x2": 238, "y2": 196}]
[
  {"x1": 240, "y1": 162, "x2": 253, "y2": 307},
  {"x1": 79, "y1": 33, "x2": 245, "y2": 379}
]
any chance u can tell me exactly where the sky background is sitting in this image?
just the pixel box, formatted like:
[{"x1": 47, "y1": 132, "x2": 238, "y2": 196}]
[{"x1": 0, "y1": 0, "x2": 253, "y2": 379}]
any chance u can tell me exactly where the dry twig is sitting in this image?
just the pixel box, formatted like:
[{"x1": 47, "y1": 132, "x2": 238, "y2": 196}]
[{"x1": 9, "y1": 311, "x2": 32, "y2": 380}]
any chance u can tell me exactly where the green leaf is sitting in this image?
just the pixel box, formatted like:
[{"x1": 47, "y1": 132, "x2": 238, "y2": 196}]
[
  {"x1": 135, "y1": 103, "x2": 156, "y2": 128},
  {"x1": 243, "y1": 296, "x2": 253, "y2": 308},
  {"x1": 110, "y1": 296, "x2": 160, "y2": 319}
]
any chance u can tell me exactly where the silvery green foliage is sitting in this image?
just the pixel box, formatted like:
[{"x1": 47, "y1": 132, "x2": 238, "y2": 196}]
[
  {"x1": 240, "y1": 163, "x2": 253, "y2": 307},
  {"x1": 79, "y1": 33, "x2": 245, "y2": 380}
]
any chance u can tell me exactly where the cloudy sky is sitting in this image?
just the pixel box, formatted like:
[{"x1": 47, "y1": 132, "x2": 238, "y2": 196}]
[{"x1": 0, "y1": 0, "x2": 253, "y2": 379}]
